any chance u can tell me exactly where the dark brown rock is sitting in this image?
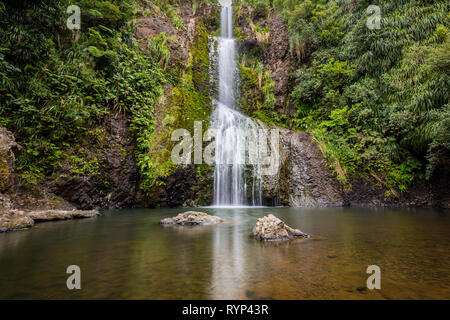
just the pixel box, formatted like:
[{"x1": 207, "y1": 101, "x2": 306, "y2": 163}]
[
  {"x1": 262, "y1": 13, "x2": 291, "y2": 113},
  {"x1": 262, "y1": 125, "x2": 344, "y2": 207},
  {"x1": 135, "y1": 1, "x2": 218, "y2": 65},
  {"x1": 261, "y1": 124, "x2": 450, "y2": 208},
  {"x1": 47, "y1": 113, "x2": 140, "y2": 210},
  {"x1": 145, "y1": 166, "x2": 213, "y2": 208},
  {"x1": 0, "y1": 126, "x2": 21, "y2": 192},
  {"x1": 236, "y1": 6, "x2": 293, "y2": 114}
]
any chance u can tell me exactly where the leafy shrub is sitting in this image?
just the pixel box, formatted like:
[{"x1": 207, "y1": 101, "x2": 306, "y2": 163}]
[{"x1": 263, "y1": 0, "x2": 449, "y2": 191}]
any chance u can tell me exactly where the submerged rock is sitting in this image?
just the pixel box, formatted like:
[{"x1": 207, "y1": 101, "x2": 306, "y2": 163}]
[
  {"x1": 27, "y1": 209, "x2": 100, "y2": 222},
  {"x1": 160, "y1": 211, "x2": 223, "y2": 226},
  {"x1": 252, "y1": 214, "x2": 309, "y2": 241},
  {"x1": 0, "y1": 208, "x2": 100, "y2": 233}
]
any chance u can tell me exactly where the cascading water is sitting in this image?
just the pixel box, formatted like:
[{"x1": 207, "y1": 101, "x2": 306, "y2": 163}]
[{"x1": 211, "y1": 4, "x2": 262, "y2": 206}]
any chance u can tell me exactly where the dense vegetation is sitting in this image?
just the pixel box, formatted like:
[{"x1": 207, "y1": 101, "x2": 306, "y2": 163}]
[
  {"x1": 0, "y1": 0, "x2": 448, "y2": 202},
  {"x1": 0, "y1": 0, "x2": 215, "y2": 199},
  {"x1": 240, "y1": 0, "x2": 449, "y2": 193},
  {"x1": 0, "y1": 0, "x2": 158, "y2": 186}
]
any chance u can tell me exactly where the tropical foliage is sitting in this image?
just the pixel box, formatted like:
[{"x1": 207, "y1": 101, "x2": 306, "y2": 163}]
[
  {"x1": 0, "y1": 0, "x2": 214, "y2": 196},
  {"x1": 242, "y1": 0, "x2": 449, "y2": 192}
]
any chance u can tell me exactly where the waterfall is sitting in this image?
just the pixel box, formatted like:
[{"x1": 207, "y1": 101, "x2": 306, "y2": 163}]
[{"x1": 210, "y1": 5, "x2": 262, "y2": 206}]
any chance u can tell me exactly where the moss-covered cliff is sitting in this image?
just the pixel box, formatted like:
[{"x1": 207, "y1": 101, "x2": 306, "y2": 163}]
[{"x1": 0, "y1": 0, "x2": 219, "y2": 209}]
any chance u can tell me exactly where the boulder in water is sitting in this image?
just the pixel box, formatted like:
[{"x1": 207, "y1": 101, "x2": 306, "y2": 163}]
[
  {"x1": 0, "y1": 207, "x2": 99, "y2": 232},
  {"x1": 0, "y1": 210, "x2": 34, "y2": 232},
  {"x1": 160, "y1": 211, "x2": 223, "y2": 226},
  {"x1": 27, "y1": 209, "x2": 100, "y2": 222},
  {"x1": 252, "y1": 214, "x2": 309, "y2": 241}
]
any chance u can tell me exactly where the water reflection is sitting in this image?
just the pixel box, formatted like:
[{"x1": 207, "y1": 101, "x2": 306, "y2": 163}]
[{"x1": 210, "y1": 208, "x2": 246, "y2": 299}]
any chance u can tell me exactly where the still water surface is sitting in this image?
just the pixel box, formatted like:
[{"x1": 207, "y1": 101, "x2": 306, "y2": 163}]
[{"x1": 0, "y1": 207, "x2": 449, "y2": 299}]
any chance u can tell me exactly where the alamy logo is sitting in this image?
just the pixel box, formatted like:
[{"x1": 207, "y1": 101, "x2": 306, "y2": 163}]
[
  {"x1": 366, "y1": 5, "x2": 381, "y2": 30},
  {"x1": 170, "y1": 122, "x2": 280, "y2": 176},
  {"x1": 66, "y1": 5, "x2": 81, "y2": 30},
  {"x1": 66, "y1": 265, "x2": 81, "y2": 290},
  {"x1": 219, "y1": 0, "x2": 232, "y2": 6},
  {"x1": 366, "y1": 265, "x2": 381, "y2": 290}
]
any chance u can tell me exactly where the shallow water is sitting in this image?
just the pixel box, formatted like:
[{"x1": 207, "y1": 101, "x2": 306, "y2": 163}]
[{"x1": 0, "y1": 207, "x2": 449, "y2": 299}]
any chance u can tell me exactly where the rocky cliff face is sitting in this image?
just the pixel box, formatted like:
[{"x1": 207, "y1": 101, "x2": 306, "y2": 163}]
[
  {"x1": 0, "y1": 127, "x2": 76, "y2": 212},
  {"x1": 261, "y1": 13, "x2": 293, "y2": 115},
  {"x1": 136, "y1": 1, "x2": 218, "y2": 63},
  {"x1": 0, "y1": 126, "x2": 21, "y2": 216},
  {"x1": 234, "y1": 5, "x2": 343, "y2": 207},
  {"x1": 0, "y1": 126, "x2": 101, "y2": 232},
  {"x1": 0, "y1": 126, "x2": 20, "y2": 193},
  {"x1": 145, "y1": 165, "x2": 213, "y2": 208},
  {"x1": 133, "y1": 1, "x2": 217, "y2": 207},
  {"x1": 344, "y1": 170, "x2": 450, "y2": 208},
  {"x1": 0, "y1": 115, "x2": 139, "y2": 212},
  {"x1": 260, "y1": 125, "x2": 344, "y2": 207},
  {"x1": 236, "y1": 6, "x2": 294, "y2": 115},
  {"x1": 260, "y1": 124, "x2": 450, "y2": 208},
  {"x1": 259, "y1": 124, "x2": 450, "y2": 208},
  {"x1": 47, "y1": 113, "x2": 141, "y2": 210}
]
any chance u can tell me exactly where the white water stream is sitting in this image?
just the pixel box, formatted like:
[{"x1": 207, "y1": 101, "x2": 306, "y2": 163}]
[{"x1": 211, "y1": 5, "x2": 262, "y2": 206}]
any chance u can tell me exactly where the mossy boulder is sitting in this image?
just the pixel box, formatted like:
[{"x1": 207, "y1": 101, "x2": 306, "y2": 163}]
[
  {"x1": 252, "y1": 214, "x2": 309, "y2": 241},
  {"x1": 27, "y1": 209, "x2": 100, "y2": 222},
  {"x1": 0, "y1": 211, "x2": 34, "y2": 233},
  {"x1": 160, "y1": 211, "x2": 223, "y2": 226}
]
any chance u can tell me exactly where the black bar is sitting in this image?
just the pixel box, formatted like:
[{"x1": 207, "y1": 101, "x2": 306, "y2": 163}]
[{"x1": 0, "y1": 300, "x2": 448, "y2": 318}]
